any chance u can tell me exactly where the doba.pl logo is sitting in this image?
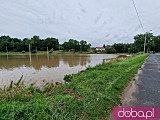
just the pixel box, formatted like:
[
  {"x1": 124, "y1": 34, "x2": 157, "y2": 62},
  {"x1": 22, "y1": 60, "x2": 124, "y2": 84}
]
[{"x1": 112, "y1": 107, "x2": 160, "y2": 120}]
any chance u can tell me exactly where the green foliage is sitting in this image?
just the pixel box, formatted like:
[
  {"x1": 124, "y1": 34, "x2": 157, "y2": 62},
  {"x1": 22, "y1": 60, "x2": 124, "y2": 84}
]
[
  {"x1": 62, "y1": 39, "x2": 91, "y2": 52},
  {"x1": 80, "y1": 40, "x2": 91, "y2": 52},
  {"x1": 0, "y1": 35, "x2": 92, "y2": 53},
  {"x1": 131, "y1": 33, "x2": 154, "y2": 53},
  {"x1": 105, "y1": 32, "x2": 160, "y2": 53},
  {"x1": 152, "y1": 35, "x2": 160, "y2": 52},
  {"x1": 2, "y1": 32, "x2": 160, "y2": 53},
  {"x1": 112, "y1": 43, "x2": 124, "y2": 53},
  {"x1": 44, "y1": 37, "x2": 59, "y2": 50},
  {"x1": 0, "y1": 54, "x2": 149, "y2": 120},
  {"x1": 105, "y1": 46, "x2": 116, "y2": 53}
]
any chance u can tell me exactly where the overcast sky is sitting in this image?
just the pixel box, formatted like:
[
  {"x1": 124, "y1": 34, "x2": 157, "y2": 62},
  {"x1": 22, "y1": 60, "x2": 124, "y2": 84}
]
[{"x1": 0, "y1": 0, "x2": 160, "y2": 46}]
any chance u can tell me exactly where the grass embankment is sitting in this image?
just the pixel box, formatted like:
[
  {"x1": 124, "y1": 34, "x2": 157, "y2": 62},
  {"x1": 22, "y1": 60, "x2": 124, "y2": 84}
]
[{"x1": 0, "y1": 54, "x2": 149, "y2": 120}]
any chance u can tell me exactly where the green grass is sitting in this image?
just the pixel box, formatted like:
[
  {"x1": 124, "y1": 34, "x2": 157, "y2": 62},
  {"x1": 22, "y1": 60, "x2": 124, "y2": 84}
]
[{"x1": 0, "y1": 54, "x2": 149, "y2": 120}]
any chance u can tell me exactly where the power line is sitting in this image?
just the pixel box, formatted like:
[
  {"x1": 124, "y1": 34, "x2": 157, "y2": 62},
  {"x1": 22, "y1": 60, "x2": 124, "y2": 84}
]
[{"x1": 131, "y1": 0, "x2": 145, "y2": 32}]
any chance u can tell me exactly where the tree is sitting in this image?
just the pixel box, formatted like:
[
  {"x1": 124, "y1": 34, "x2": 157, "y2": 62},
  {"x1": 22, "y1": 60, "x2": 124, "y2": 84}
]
[
  {"x1": 105, "y1": 45, "x2": 116, "y2": 54},
  {"x1": 133, "y1": 34, "x2": 145, "y2": 52},
  {"x1": 123, "y1": 43, "x2": 131, "y2": 53},
  {"x1": 69, "y1": 39, "x2": 80, "y2": 52},
  {"x1": 128, "y1": 44, "x2": 138, "y2": 53},
  {"x1": 0, "y1": 35, "x2": 93, "y2": 52},
  {"x1": 44, "y1": 37, "x2": 59, "y2": 50},
  {"x1": 30, "y1": 36, "x2": 41, "y2": 51},
  {"x1": 10, "y1": 38, "x2": 21, "y2": 52},
  {"x1": 147, "y1": 40, "x2": 155, "y2": 52},
  {"x1": 152, "y1": 35, "x2": 160, "y2": 52},
  {"x1": 62, "y1": 41, "x2": 71, "y2": 51},
  {"x1": 0, "y1": 35, "x2": 11, "y2": 51},
  {"x1": 103, "y1": 44, "x2": 106, "y2": 48},
  {"x1": 22, "y1": 38, "x2": 31, "y2": 51},
  {"x1": 133, "y1": 33, "x2": 154, "y2": 53},
  {"x1": 62, "y1": 39, "x2": 91, "y2": 52},
  {"x1": 80, "y1": 40, "x2": 91, "y2": 52},
  {"x1": 112, "y1": 43, "x2": 125, "y2": 53}
]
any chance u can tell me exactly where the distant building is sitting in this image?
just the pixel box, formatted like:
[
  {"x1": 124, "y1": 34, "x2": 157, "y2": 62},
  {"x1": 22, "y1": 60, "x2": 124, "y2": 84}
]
[{"x1": 96, "y1": 47, "x2": 105, "y2": 51}]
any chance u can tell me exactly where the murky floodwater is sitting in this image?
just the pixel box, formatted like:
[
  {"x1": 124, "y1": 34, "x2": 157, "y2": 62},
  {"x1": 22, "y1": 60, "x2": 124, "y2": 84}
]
[{"x1": 0, "y1": 54, "x2": 118, "y2": 88}]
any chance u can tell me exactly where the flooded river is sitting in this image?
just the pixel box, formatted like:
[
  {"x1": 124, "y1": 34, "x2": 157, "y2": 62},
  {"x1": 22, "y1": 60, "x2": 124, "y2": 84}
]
[{"x1": 0, "y1": 54, "x2": 118, "y2": 88}]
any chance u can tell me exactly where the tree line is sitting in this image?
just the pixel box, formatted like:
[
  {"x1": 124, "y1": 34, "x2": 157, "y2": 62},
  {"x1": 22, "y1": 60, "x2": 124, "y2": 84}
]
[
  {"x1": 0, "y1": 33, "x2": 159, "y2": 54},
  {"x1": 105, "y1": 33, "x2": 160, "y2": 53},
  {"x1": 0, "y1": 35, "x2": 91, "y2": 53}
]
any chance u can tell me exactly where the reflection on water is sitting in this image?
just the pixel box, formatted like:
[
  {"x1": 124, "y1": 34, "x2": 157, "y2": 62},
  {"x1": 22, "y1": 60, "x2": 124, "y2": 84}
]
[
  {"x1": 0, "y1": 54, "x2": 117, "y2": 88},
  {"x1": 0, "y1": 54, "x2": 92, "y2": 69}
]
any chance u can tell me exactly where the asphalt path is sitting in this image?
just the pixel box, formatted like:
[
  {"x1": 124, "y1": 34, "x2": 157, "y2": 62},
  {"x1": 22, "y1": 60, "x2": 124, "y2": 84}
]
[
  {"x1": 122, "y1": 53, "x2": 160, "y2": 107},
  {"x1": 109, "y1": 54, "x2": 160, "y2": 119}
]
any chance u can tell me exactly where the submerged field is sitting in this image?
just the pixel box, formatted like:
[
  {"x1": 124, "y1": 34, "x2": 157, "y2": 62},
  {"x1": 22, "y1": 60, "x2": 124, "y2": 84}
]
[
  {"x1": 0, "y1": 54, "x2": 149, "y2": 120},
  {"x1": 0, "y1": 51, "x2": 91, "y2": 55}
]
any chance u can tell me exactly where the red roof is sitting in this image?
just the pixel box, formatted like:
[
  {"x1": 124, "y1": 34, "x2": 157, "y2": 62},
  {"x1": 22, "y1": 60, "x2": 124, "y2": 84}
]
[{"x1": 96, "y1": 47, "x2": 105, "y2": 49}]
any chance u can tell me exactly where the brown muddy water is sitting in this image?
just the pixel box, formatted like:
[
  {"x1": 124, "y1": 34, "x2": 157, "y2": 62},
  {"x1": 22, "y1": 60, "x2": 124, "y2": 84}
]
[{"x1": 0, "y1": 54, "x2": 118, "y2": 88}]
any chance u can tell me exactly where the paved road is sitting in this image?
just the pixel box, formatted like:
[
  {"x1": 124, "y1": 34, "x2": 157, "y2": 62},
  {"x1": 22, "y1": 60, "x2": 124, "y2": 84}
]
[{"x1": 122, "y1": 53, "x2": 160, "y2": 107}]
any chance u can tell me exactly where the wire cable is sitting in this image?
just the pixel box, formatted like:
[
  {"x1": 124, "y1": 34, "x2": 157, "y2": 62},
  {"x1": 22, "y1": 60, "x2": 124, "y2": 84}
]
[{"x1": 131, "y1": 0, "x2": 145, "y2": 32}]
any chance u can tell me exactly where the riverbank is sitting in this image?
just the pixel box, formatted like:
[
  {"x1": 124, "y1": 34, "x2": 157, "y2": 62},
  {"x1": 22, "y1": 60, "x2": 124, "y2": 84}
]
[{"x1": 0, "y1": 54, "x2": 149, "y2": 120}]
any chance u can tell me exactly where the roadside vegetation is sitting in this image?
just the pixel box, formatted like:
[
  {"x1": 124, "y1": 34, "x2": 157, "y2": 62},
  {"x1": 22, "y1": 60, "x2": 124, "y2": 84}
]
[
  {"x1": 0, "y1": 53, "x2": 149, "y2": 120},
  {"x1": 105, "y1": 32, "x2": 158, "y2": 54}
]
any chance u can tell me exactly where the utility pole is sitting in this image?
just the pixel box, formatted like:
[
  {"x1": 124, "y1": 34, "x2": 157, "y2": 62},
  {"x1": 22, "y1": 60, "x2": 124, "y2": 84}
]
[
  {"x1": 6, "y1": 46, "x2": 8, "y2": 53},
  {"x1": 47, "y1": 47, "x2": 48, "y2": 54},
  {"x1": 143, "y1": 30, "x2": 152, "y2": 53},
  {"x1": 29, "y1": 44, "x2": 31, "y2": 55},
  {"x1": 6, "y1": 46, "x2": 8, "y2": 60},
  {"x1": 29, "y1": 44, "x2": 32, "y2": 65},
  {"x1": 143, "y1": 33, "x2": 147, "y2": 53}
]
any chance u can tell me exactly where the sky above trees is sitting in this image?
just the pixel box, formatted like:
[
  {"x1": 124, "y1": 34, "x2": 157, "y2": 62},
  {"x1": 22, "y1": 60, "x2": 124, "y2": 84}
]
[{"x1": 0, "y1": 0, "x2": 160, "y2": 46}]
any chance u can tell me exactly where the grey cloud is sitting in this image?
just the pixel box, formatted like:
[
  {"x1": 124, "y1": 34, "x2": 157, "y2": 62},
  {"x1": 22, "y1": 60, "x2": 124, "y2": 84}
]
[
  {"x1": 78, "y1": 2, "x2": 86, "y2": 14},
  {"x1": 0, "y1": 0, "x2": 160, "y2": 46},
  {"x1": 94, "y1": 13, "x2": 102, "y2": 24}
]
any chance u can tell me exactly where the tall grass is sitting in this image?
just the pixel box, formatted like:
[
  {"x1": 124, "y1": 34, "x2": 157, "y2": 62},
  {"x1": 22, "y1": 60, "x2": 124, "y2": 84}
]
[{"x1": 0, "y1": 54, "x2": 149, "y2": 120}]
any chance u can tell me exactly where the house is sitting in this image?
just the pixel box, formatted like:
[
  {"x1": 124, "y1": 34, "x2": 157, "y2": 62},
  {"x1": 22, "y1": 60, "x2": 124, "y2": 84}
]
[{"x1": 96, "y1": 47, "x2": 105, "y2": 51}]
